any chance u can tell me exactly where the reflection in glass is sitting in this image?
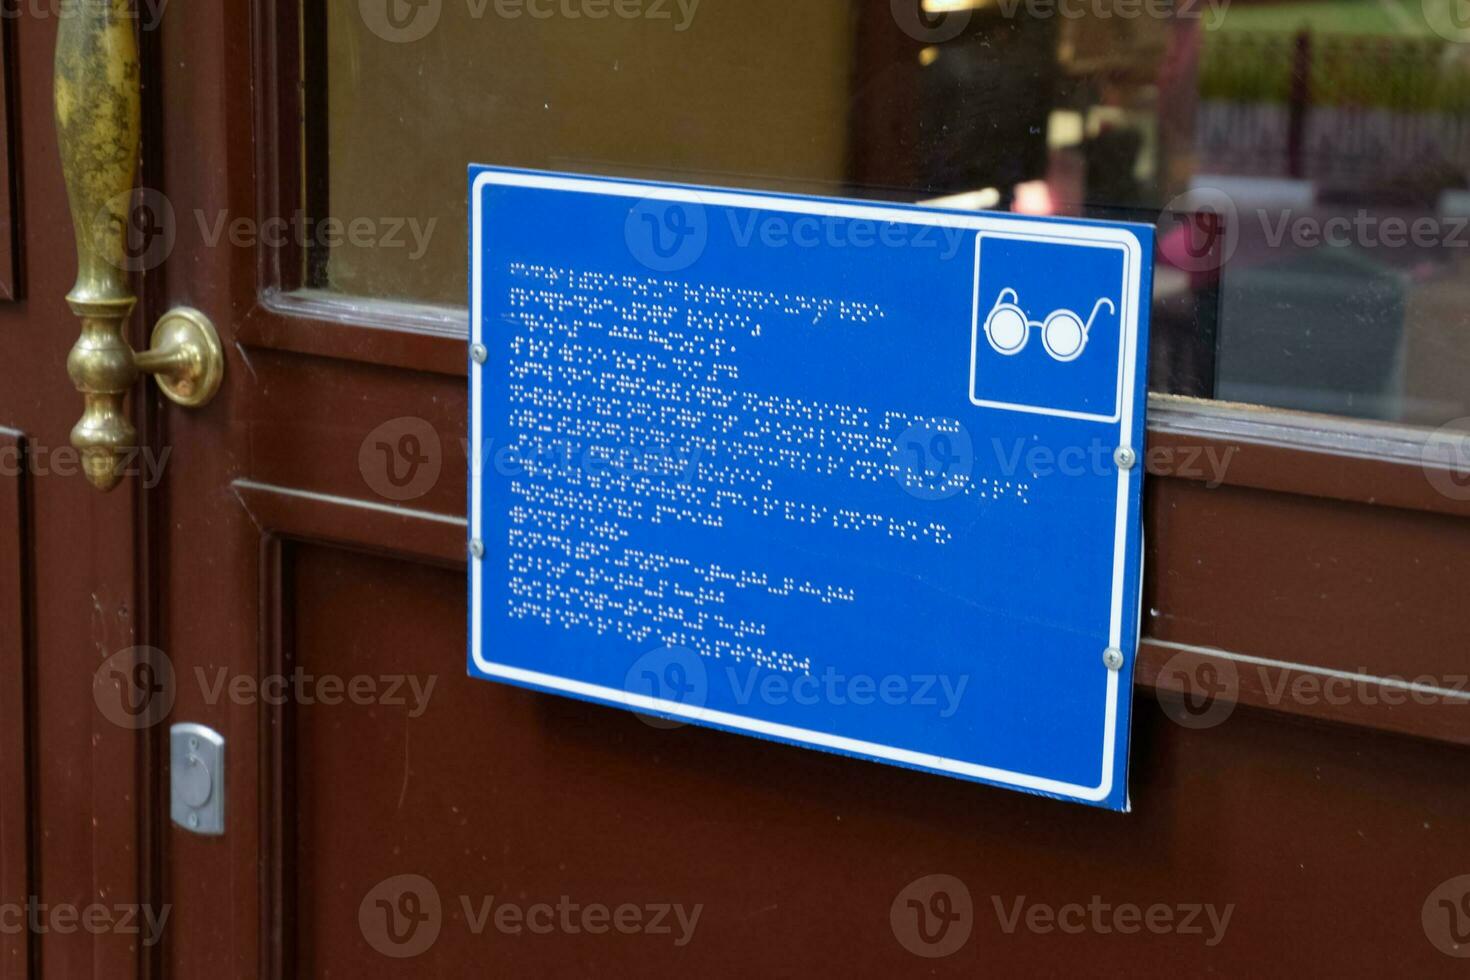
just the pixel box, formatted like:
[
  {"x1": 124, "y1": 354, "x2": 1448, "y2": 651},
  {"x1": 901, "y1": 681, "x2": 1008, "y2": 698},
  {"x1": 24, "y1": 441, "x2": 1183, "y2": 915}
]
[{"x1": 313, "y1": 0, "x2": 1470, "y2": 425}]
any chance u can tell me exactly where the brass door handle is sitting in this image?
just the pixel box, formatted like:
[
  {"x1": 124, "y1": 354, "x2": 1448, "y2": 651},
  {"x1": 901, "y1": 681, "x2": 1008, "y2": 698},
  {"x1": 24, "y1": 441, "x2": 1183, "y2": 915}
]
[{"x1": 55, "y1": 1, "x2": 223, "y2": 492}]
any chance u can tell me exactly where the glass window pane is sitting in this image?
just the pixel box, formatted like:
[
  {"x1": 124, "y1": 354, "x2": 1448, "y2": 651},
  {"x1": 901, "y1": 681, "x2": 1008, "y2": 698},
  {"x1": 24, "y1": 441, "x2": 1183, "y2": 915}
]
[{"x1": 310, "y1": 0, "x2": 1470, "y2": 426}]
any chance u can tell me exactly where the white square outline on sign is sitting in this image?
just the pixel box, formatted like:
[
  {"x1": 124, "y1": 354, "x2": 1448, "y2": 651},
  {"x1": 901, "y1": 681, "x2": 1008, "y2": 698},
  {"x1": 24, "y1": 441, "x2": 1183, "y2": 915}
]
[
  {"x1": 969, "y1": 232, "x2": 1131, "y2": 424},
  {"x1": 469, "y1": 168, "x2": 1144, "y2": 805}
]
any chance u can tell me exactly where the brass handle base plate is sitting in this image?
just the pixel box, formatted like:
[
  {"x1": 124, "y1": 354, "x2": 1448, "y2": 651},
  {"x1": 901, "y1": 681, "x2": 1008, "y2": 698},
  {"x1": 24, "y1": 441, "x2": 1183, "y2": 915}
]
[{"x1": 145, "y1": 308, "x2": 225, "y2": 408}]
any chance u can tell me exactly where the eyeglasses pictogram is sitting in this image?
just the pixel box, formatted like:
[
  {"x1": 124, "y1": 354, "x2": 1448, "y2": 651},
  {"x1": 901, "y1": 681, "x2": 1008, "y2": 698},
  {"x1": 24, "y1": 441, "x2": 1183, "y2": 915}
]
[{"x1": 982, "y1": 287, "x2": 1115, "y2": 363}]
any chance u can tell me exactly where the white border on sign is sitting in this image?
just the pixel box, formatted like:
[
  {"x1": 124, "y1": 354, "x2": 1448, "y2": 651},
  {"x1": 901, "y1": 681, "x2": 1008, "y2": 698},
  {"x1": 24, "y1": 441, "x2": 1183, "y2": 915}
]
[{"x1": 469, "y1": 169, "x2": 1142, "y2": 803}]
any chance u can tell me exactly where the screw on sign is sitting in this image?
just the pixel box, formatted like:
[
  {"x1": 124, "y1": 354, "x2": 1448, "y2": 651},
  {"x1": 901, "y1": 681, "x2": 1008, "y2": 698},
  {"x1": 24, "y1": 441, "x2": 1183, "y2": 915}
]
[{"x1": 890, "y1": 874, "x2": 973, "y2": 958}]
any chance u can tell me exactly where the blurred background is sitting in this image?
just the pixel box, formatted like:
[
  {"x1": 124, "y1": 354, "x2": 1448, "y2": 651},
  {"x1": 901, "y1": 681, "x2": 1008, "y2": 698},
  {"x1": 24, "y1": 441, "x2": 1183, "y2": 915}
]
[{"x1": 313, "y1": 0, "x2": 1470, "y2": 425}]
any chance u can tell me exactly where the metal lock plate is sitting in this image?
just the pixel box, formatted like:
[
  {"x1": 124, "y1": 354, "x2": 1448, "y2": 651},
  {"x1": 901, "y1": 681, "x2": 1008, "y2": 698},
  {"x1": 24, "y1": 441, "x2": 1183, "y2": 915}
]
[{"x1": 170, "y1": 723, "x2": 225, "y2": 836}]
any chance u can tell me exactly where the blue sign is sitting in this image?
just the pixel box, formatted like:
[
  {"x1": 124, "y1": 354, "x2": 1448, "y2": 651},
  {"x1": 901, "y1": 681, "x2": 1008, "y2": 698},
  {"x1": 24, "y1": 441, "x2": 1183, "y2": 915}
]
[{"x1": 468, "y1": 166, "x2": 1152, "y2": 810}]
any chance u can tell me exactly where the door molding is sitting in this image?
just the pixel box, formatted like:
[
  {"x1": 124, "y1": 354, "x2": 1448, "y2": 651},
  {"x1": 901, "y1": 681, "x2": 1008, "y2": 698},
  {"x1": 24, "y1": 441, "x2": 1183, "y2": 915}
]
[
  {"x1": 232, "y1": 478, "x2": 461, "y2": 977},
  {"x1": 0, "y1": 430, "x2": 32, "y2": 980}
]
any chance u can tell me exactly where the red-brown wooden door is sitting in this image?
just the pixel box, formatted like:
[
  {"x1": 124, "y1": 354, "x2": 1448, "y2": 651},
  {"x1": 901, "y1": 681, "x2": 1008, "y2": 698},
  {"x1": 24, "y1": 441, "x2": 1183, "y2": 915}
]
[
  {"x1": 9, "y1": 3, "x2": 1470, "y2": 978},
  {"x1": 0, "y1": 19, "x2": 156, "y2": 980}
]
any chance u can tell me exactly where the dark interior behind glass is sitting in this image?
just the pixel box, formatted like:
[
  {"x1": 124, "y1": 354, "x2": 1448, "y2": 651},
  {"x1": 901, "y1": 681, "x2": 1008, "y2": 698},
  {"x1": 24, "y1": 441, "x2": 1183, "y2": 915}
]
[{"x1": 307, "y1": 0, "x2": 1470, "y2": 426}]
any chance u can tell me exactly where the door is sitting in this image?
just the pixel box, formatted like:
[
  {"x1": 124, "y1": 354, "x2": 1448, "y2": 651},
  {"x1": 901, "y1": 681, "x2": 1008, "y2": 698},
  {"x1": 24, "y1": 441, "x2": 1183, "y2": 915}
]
[
  {"x1": 9, "y1": 1, "x2": 1470, "y2": 976},
  {"x1": 1, "y1": 16, "x2": 157, "y2": 980}
]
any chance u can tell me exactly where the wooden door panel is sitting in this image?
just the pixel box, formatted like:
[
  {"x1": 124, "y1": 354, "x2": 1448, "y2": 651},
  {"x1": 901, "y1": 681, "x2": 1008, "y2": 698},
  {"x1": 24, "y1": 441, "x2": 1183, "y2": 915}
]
[
  {"x1": 0, "y1": 430, "x2": 31, "y2": 980},
  {"x1": 158, "y1": 480, "x2": 463, "y2": 979},
  {"x1": 207, "y1": 449, "x2": 1470, "y2": 977},
  {"x1": 1141, "y1": 477, "x2": 1470, "y2": 747},
  {"x1": 132, "y1": 3, "x2": 1470, "y2": 976},
  {"x1": 269, "y1": 530, "x2": 1469, "y2": 975},
  {"x1": 0, "y1": 19, "x2": 153, "y2": 979},
  {"x1": 1147, "y1": 480, "x2": 1470, "y2": 683},
  {"x1": 0, "y1": 25, "x2": 20, "y2": 302},
  {"x1": 228, "y1": 348, "x2": 467, "y2": 518}
]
